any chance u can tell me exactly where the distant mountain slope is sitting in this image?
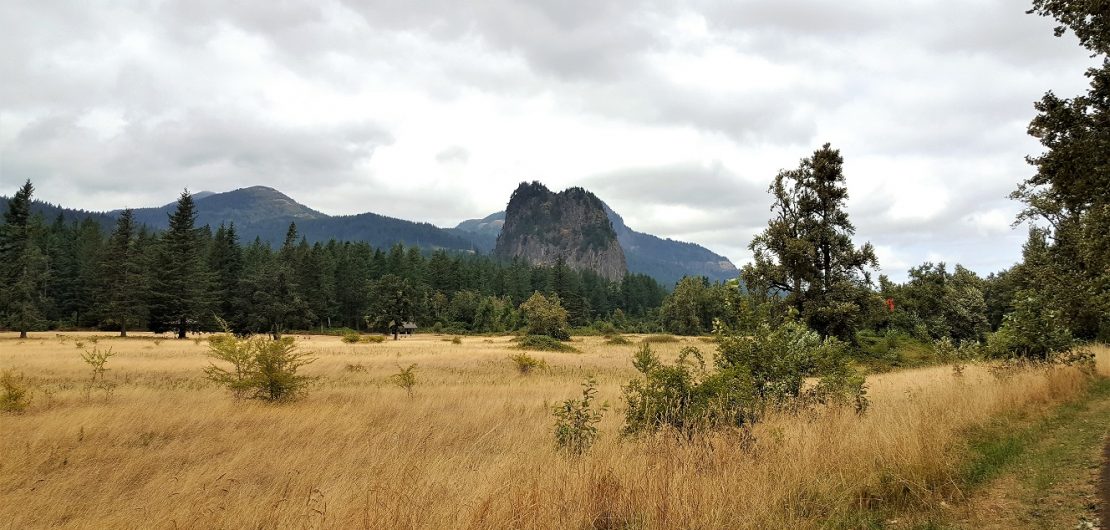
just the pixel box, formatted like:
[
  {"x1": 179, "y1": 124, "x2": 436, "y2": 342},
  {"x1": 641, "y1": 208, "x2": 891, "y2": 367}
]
[
  {"x1": 3, "y1": 186, "x2": 477, "y2": 251},
  {"x1": 493, "y1": 181, "x2": 626, "y2": 280},
  {"x1": 124, "y1": 186, "x2": 327, "y2": 229},
  {"x1": 454, "y1": 202, "x2": 739, "y2": 287}
]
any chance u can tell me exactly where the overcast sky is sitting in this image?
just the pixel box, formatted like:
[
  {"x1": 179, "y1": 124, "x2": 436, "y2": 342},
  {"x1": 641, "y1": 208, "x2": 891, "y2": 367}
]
[{"x1": 0, "y1": 1, "x2": 1098, "y2": 281}]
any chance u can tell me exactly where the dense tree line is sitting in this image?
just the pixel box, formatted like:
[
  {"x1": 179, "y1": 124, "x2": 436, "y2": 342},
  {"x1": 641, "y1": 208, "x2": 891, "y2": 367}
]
[{"x1": 0, "y1": 186, "x2": 667, "y2": 338}]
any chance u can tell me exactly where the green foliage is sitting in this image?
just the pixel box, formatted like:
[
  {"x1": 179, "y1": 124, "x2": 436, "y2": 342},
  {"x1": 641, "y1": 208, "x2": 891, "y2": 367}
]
[
  {"x1": 623, "y1": 344, "x2": 754, "y2": 436},
  {"x1": 0, "y1": 370, "x2": 31, "y2": 413},
  {"x1": 883, "y1": 263, "x2": 989, "y2": 343},
  {"x1": 341, "y1": 331, "x2": 361, "y2": 343},
  {"x1": 604, "y1": 334, "x2": 632, "y2": 345},
  {"x1": 80, "y1": 345, "x2": 117, "y2": 401},
  {"x1": 519, "y1": 291, "x2": 571, "y2": 340},
  {"x1": 641, "y1": 334, "x2": 679, "y2": 344},
  {"x1": 659, "y1": 276, "x2": 728, "y2": 335},
  {"x1": 0, "y1": 180, "x2": 48, "y2": 338},
  {"x1": 553, "y1": 377, "x2": 606, "y2": 455},
  {"x1": 986, "y1": 291, "x2": 1074, "y2": 361},
  {"x1": 624, "y1": 321, "x2": 869, "y2": 437},
  {"x1": 205, "y1": 335, "x2": 316, "y2": 402},
  {"x1": 148, "y1": 190, "x2": 210, "y2": 339},
  {"x1": 391, "y1": 364, "x2": 418, "y2": 397},
  {"x1": 934, "y1": 337, "x2": 980, "y2": 377},
  {"x1": 1014, "y1": 4, "x2": 1110, "y2": 341},
  {"x1": 362, "y1": 335, "x2": 385, "y2": 344},
  {"x1": 366, "y1": 274, "x2": 416, "y2": 339},
  {"x1": 516, "y1": 335, "x2": 579, "y2": 352},
  {"x1": 81, "y1": 346, "x2": 116, "y2": 381},
  {"x1": 742, "y1": 144, "x2": 879, "y2": 341},
  {"x1": 508, "y1": 352, "x2": 548, "y2": 374}
]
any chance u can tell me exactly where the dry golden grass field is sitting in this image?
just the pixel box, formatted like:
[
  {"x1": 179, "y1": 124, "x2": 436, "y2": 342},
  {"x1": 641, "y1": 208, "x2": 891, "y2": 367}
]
[{"x1": 1, "y1": 333, "x2": 1108, "y2": 529}]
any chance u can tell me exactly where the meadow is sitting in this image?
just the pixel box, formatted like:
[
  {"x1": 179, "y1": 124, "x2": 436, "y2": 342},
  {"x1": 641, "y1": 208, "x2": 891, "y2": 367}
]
[{"x1": 1, "y1": 332, "x2": 1107, "y2": 529}]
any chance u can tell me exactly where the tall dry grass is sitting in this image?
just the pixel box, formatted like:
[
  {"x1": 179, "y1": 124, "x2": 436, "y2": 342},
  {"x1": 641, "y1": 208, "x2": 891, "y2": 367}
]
[{"x1": 1, "y1": 334, "x2": 1106, "y2": 529}]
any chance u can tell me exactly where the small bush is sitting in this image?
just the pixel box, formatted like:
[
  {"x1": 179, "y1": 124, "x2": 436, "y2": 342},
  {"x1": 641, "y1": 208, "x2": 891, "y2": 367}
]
[
  {"x1": 509, "y1": 352, "x2": 548, "y2": 374},
  {"x1": 554, "y1": 377, "x2": 606, "y2": 455},
  {"x1": 345, "y1": 363, "x2": 367, "y2": 373},
  {"x1": 362, "y1": 335, "x2": 386, "y2": 344},
  {"x1": 80, "y1": 346, "x2": 117, "y2": 402},
  {"x1": 642, "y1": 334, "x2": 679, "y2": 344},
  {"x1": 517, "y1": 335, "x2": 579, "y2": 352},
  {"x1": 341, "y1": 331, "x2": 361, "y2": 344},
  {"x1": 205, "y1": 335, "x2": 316, "y2": 402},
  {"x1": 391, "y1": 364, "x2": 418, "y2": 396},
  {"x1": 1, "y1": 371, "x2": 31, "y2": 414},
  {"x1": 603, "y1": 335, "x2": 632, "y2": 346},
  {"x1": 450, "y1": 336, "x2": 463, "y2": 345}
]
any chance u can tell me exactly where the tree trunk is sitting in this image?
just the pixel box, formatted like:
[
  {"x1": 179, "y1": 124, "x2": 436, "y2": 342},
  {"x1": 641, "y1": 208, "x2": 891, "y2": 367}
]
[
  {"x1": 393, "y1": 327, "x2": 399, "y2": 341},
  {"x1": 178, "y1": 318, "x2": 187, "y2": 339},
  {"x1": 19, "y1": 330, "x2": 27, "y2": 339},
  {"x1": 120, "y1": 321, "x2": 127, "y2": 338}
]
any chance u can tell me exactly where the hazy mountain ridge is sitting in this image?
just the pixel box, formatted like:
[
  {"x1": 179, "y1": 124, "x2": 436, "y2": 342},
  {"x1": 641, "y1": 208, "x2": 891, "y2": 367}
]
[{"x1": 493, "y1": 181, "x2": 627, "y2": 281}]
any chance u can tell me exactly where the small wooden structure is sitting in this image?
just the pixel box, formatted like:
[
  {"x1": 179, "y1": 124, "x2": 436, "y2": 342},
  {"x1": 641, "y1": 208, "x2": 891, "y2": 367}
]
[{"x1": 401, "y1": 322, "x2": 417, "y2": 335}]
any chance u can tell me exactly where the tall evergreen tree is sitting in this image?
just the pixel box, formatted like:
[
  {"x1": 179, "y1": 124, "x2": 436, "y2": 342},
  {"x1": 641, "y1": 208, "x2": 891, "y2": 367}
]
[
  {"x1": 0, "y1": 180, "x2": 48, "y2": 338},
  {"x1": 98, "y1": 209, "x2": 147, "y2": 336},
  {"x1": 742, "y1": 144, "x2": 878, "y2": 340},
  {"x1": 149, "y1": 190, "x2": 210, "y2": 338}
]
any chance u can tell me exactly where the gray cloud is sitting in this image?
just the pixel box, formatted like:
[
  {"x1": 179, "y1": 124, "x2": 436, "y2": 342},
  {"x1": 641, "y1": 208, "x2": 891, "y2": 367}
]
[{"x1": 0, "y1": 0, "x2": 1099, "y2": 281}]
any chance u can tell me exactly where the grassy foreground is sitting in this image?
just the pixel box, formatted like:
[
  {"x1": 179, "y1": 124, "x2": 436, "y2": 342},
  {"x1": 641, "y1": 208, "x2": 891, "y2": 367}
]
[{"x1": 1, "y1": 334, "x2": 1107, "y2": 529}]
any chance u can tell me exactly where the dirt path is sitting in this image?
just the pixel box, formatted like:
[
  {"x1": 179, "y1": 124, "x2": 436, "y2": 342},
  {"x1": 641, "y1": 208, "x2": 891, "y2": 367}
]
[
  {"x1": 951, "y1": 379, "x2": 1110, "y2": 529},
  {"x1": 1101, "y1": 437, "x2": 1110, "y2": 528}
]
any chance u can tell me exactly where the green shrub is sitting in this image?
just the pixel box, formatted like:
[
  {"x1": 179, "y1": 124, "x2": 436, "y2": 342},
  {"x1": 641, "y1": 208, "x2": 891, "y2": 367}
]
[
  {"x1": 553, "y1": 377, "x2": 606, "y2": 455},
  {"x1": 623, "y1": 321, "x2": 869, "y2": 438},
  {"x1": 341, "y1": 331, "x2": 361, "y2": 343},
  {"x1": 1, "y1": 371, "x2": 30, "y2": 414},
  {"x1": 642, "y1": 334, "x2": 679, "y2": 344},
  {"x1": 604, "y1": 335, "x2": 632, "y2": 346},
  {"x1": 205, "y1": 336, "x2": 316, "y2": 402},
  {"x1": 986, "y1": 292, "x2": 1074, "y2": 361},
  {"x1": 362, "y1": 335, "x2": 385, "y2": 344},
  {"x1": 509, "y1": 352, "x2": 548, "y2": 374},
  {"x1": 81, "y1": 346, "x2": 117, "y2": 401},
  {"x1": 517, "y1": 335, "x2": 579, "y2": 352},
  {"x1": 519, "y1": 292, "x2": 571, "y2": 340},
  {"x1": 623, "y1": 344, "x2": 754, "y2": 437},
  {"x1": 391, "y1": 364, "x2": 418, "y2": 397}
]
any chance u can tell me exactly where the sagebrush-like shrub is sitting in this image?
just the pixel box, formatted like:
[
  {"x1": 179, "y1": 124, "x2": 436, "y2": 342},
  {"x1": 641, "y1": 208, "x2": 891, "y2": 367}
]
[
  {"x1": 554, "y1": 377, "x2": 605, "y2": 455},
  {"x1": 391, "y1": 364, "x2": 417, "y2": 397},
  {"x1": 641, "y1": 334, "x2": 679, "y2": 344},
  {"x1": 341, "y1": 331, "x2": 361, "y2": 343},
  {"x1": 205, "y1": 335, "x2": 316, "y2": 402},
  {"x1": 1, "y1": 371, "x2": 31, "y2": 414},
  {"x1": 509, "y1": 352, "x2": 548, "y2": 374}
]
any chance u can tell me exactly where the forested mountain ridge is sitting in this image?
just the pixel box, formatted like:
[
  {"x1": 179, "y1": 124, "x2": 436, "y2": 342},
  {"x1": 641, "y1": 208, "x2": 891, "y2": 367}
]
[
  {"x1": 1, "y1": 186, "x2": 478, "y2": 252},
  {"x1": 453, "y1": 203, "x2": 739, "y2": 287},
  {"x1": 2, "y1": 182, "x2": 739, "y2": 286},
  {"x1": 493, "y1": 182, "x2": 627, "y2": 281}
]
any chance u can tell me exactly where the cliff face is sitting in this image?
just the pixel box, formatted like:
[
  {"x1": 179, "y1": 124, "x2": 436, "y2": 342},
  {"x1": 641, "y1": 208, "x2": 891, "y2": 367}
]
[{"x1": 493, "y1": 182, "x2": 627, "y2": 280}]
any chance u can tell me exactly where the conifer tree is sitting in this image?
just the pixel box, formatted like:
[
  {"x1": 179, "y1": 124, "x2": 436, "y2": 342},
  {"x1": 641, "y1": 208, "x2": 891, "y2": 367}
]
[
  {"x1": 742, "y1": 144, "x2": 878, "y2": 340},
  {"x1": 99, "y1": 209, "x2": 147, "y2": 336},
  {"x1": 0, "y1": 180, "x2": 48, "y2": 338},
  {"x1": 149, "y1": 190, "x2": 210, "y2": 338}
]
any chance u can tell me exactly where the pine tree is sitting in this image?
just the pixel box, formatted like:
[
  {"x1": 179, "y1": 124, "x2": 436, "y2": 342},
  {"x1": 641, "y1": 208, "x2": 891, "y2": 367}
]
[
  {"x1": 742, "y1": 144, "x2": 878, "y2": 340},
  {"x1": 99, "y1": 209, "x2": 147, "y2": 336},
  {"x1": 149, "y1": 190, "x2": 210, "y2": 338},
  {"x1": 0, "y1": 180, "x2": 48, "y2": 338}
]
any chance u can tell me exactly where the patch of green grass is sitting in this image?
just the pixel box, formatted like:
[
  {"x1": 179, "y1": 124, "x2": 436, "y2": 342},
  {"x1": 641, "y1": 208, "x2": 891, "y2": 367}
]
[{"x1": 641, "y1": 334, "x2": 679, "y2": 344}]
